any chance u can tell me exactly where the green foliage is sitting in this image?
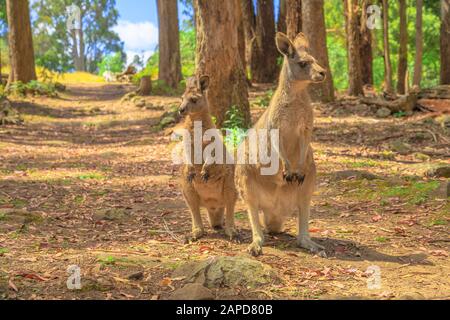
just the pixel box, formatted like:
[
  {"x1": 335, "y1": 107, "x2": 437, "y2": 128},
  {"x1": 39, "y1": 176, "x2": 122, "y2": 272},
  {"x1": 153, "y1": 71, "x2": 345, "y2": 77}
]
[
  {"x1": 97, "y1": 52, "x2": 124, "y2": 75},
  {"x1": 223, "y1": 105, "x2": 248, "y2": 147},
  {"x1": 8, "y1": 81, "x2": 57, "y2": 97},
  {"x1": 254, "y1": 89, "x2": 274, "y2": 108},
  {"x1": 32, "y1": 0, "x2": 124, "y2": 73}
]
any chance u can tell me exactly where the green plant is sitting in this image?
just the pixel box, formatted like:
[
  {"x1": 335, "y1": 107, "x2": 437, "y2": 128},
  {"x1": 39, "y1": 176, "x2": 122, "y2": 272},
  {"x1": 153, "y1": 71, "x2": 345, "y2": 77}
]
[
  {"x1": 98, "y1": 52, "x2": 124, "y2": 75},
  {"x1": 223, "y1": 105, "x2": 248, "y2": 147},
  {"x1": 8, "y1": 80, "x2": 57, "y2": 97},
  {"x1": 254, "y1": 89, "x2": 274, "y2": 108}
]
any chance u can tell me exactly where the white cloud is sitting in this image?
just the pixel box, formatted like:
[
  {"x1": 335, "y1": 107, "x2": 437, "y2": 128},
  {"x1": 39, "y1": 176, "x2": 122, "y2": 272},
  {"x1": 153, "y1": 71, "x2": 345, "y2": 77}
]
[{"x1": 114, "y1": 20, "x2": 158, "y2": 53}]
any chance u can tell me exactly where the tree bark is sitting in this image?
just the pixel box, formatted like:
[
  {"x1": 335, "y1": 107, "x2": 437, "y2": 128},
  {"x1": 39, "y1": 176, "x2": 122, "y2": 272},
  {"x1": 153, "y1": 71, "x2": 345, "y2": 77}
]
[
  {"x1": 441, "y1": 0, "x2": 450, "y2": 84},
  {"x1": 382, "y1": 0, "x2": 394, "y2": 93},
  {"x1": 345, "y1": 0, "x2": 364, "y2": 96},
  {"x1": 252, "y1": 0, "x2": 278, "y2": 83},
  {"x1": 359, "y1": 0, "x2": 373, "y2": 86},
  {"x1": 237, "y1": 2, "x2": 247, "y2": 75},
  {"x1": 194, "y1": 0, "x2": 251, "y2": 128},
  {"x1": 157, "y1": 0, "x2": 182, "y2": 88},
  {"x1": 277, "y1": 0, "x2": 287, "y2": 33},
  {"x1": 286, "y1": 0, "x2": 302, "y2": 39},
  {"x1": 302, "y1": 0, "x2": 335, "y2": 102},
  {"x1": 397, "y1": 0, "x2": 408, "y2": 94},
  {"x1": 6, "y1": 0, "x2": 36, "y2": 86},
  {"x1": 136, "y1": 76, "x2": 152, "y2": 96},
  {"x1": 413, "y1": 0, "x2": 423, "y2": 88},
  {"x1": 241, "y1": 0, "x2": 256, "y2": 73}
]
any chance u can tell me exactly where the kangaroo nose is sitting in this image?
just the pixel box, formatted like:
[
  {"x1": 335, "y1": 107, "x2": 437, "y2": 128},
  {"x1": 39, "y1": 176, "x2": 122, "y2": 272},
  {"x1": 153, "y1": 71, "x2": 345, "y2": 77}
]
[
  {"x1": 319, "y1": 71, "x2": 326, "y2": 78},
  {"x1": 179, "y1": 107, "x2": 186, "y2": 115}
]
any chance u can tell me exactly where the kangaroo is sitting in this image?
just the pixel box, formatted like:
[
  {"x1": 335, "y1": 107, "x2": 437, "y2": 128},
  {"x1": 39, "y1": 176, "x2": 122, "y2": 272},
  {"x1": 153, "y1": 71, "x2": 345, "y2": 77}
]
[
  {"x1": 236, "y1": 32, "x2": 327, "y2": 256},
  {"x1": 178, "y1": 75, "x2": 238, "y2": 241}
]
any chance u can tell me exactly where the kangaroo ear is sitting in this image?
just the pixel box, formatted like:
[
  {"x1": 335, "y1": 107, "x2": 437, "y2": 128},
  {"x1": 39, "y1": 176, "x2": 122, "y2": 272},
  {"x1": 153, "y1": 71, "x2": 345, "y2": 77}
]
[
  {"x1": 199, "y1": 75, "x2": 210, "y2": 92},
  {"x1": 293, "y1": 32, "x2": 309, "y2": 51},
  {"x1": 275, "y1": 32, "x2": 296, "y2": 58}
]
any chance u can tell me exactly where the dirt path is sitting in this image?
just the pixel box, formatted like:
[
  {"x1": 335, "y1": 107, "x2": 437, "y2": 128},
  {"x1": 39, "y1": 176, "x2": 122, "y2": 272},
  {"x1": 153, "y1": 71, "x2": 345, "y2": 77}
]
[{"x1": 0, "y1": 83, "x2": 448, "y2": 300}]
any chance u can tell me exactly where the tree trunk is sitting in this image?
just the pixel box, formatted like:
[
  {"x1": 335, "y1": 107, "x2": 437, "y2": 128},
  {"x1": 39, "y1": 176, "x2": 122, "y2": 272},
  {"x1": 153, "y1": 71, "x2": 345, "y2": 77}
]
[
  {"x1": 6, "y1": 0, "x2": 36, "y2": 86},
  {"x1": 237, "y1": 2, "x2": 247, "y2": 75},
  {"x1": 345, "y1": 0, "x2": 364, "y2": 96},
  {"x1": 302, "y1": 0, "x2": 335, "y2": 102},
  {"x1": 241, "y1": 0, "x2": 256, "y2": 73},
  {"x1": 277, "y1": 0, "x2": 287, "y2": 33},
  {"x1": 252, "y1": 0, "x2": 278, "y2": 83},
  {"x1": 286, "y1": 0, "x2": 302, "y2": 39},
  {"x1": 194, "y1": 0, "x2": 251, "y2": 128},
  {"x1": 413, "y1": 0, "x2": 423, "y2": 88},
  {"x1": 382, "y1": 0, "x2": 394, "y2": 93},
  {"x1": 359, "y1": 0, "x2": 373, "y2": 86},
  {"x1": 157, "y1": 0, "x2": 182, "y2": 88},
  {"x1": 441, "y1": 0, "x2": 450, "y2": 84},
  {"x1": 136, "y1": 76, "x2": 152, "y2": 96},
  {"x1": 397, "y1": 0, "x2": 408, "y2": 94}
]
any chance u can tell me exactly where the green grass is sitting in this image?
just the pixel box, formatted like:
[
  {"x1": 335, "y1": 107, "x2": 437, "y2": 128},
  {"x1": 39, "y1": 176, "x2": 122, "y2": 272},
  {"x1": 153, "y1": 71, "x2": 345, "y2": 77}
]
[
  {"x1": 375, "y1": 236, "x2": 389, "y2": 243},
  {"x1": 0, "y1": 248, "x2": 9, "y2": 254},
  {"x1": 77, "y1": 172, "x2": 106, "y2": 180}
]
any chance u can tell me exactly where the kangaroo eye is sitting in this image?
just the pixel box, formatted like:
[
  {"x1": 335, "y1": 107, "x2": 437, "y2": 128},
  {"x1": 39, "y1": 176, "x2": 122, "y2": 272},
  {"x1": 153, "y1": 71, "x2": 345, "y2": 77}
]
[
  {"x1": 190, "y1": 97, "x2": 198, "y2": 103},
  {"x1": 298, "y1": 61, "x2": 308, "y2": 68}
]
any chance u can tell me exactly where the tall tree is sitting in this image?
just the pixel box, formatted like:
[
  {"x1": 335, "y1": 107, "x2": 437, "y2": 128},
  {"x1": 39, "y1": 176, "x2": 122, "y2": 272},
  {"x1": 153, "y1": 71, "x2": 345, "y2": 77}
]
[
  {"x1": 302, "y1": 0, "x2": 335, "y2": 102},
  {"x1": 32, "y1": 0, "x2": 123, "y2": 73},
  {"x1": 157, "y1": 0, "x2": 182, "y2": 88},
  {"x1": 345, "y1": 0, "x2": 364, "y2": 96},
  {"x1": 241, "y1": 0, "x2": 256, "y2": 73},
  {"x1": 382, "y1": 0, "x2": 394, "y2": 93},
  {"x1": 441, "y1": 0, "x2": 450, "y2": 84},
  {"x1": 359, "y1": 0, "x2": 373, "y2": 86},
  {"x1": 277, "y1": 0, "x2": 287, "y2": 33},
  {"x1": 397, "y1": 0, "x2": 408, "y2": 93},
  {"x1": 252, "y1": 0, "x2": 278, "y2": 83},
  {"x1": 6, "y1": 0, "x2": 36, "y2": 86},
  {"x1": 413, "y1": 0, "x2": 424, "y2": 87},
  {"x1": 286, "y1": 0, "x2": 302, "y2": 39},
  {"x1": 194, "y1": 0, "x2": 251, "y2": 127}
]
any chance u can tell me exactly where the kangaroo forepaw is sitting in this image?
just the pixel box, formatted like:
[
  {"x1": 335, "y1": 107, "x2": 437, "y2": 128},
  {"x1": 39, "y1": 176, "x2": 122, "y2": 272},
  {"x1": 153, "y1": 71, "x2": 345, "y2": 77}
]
[
  {"x1": 294, "y1": 173, "x2": 305, "y2": 185},
  {"x1": 187, "y1": 172, "x2": 196, "y2": 183},
  {"x1": 200, "y1": 171, "x2": 210, "y2": 183},
  {"x1": 247, "y1": 241, "x2": 263, "y2": 256},
  {"x1": 283, "y1": 171, "x2": 295, "y2": 183}
]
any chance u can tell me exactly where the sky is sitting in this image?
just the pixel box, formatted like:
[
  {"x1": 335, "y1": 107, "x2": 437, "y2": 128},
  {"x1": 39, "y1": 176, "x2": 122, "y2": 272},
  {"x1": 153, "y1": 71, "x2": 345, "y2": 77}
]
[{"x1": 115, "y1": 0, "x2": 190, "y2": 65}]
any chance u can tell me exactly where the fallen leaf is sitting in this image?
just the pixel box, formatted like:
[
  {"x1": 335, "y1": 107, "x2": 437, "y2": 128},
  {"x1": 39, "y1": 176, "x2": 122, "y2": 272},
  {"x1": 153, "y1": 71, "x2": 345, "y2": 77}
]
[
  {"x1": 371, "y1": 215, "x2": 382, "y2": 222},
  {"x1": 8, "y1": 279, "x2": 18, "y2": 292}
]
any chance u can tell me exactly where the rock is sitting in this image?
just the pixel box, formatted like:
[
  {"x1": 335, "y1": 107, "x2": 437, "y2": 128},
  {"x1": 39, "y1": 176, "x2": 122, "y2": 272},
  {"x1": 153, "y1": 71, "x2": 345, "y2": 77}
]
[
  {"x1": 333, "y1": 170, "x2": 379, "y2": 181},
  {"x1": 133, "y1": 98, "x2": 146, "y2": 108},
  {"x1": 432, "y1": 181, "x2": 450, "y2": 199},
  {"x1": 93, "y1": 208, "x2": 128, "y2": 221},
  {"x1": 168, "y1": 283, "x2": 214, "y2": 300},
  {"x1": 172, "y1": 256, "x2": 277, "y2": 289},
  {"x1": 0, "y1": 270, "x2": 8, "y2": 299},
  {"x1": 127, "y1": 271, "x2": 144, "y2": 281},
  {"x1": 160, "y1": 116, "x2": 176, "y2": 128},
  {"x1": 390, "y1": 140, "x2": 411, "y2": 154},
  {"x1": 433, "y1": 115, "x2": 450, "y2": 130},
  {"x1": 0, "y1": 99, "x2": 22, "y2": 125},
  {"x1": 396, "y1": 292, "x2": 426, "y2": 300},
  {"x1": 426, "y1": 165, "x2": 450, "y2": 178},
  {"x1": 376, "y1": 107, "x2": 391, "y2": 118},
  {"x1": 54, "y1": 82, "x2": 66, "y2": 92}
]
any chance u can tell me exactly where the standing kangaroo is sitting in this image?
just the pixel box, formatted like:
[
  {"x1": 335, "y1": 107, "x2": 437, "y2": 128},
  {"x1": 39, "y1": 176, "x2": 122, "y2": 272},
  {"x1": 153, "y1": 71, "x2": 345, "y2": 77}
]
[
  {"x1": 236, "y1": 32, "x2": 327, "y2": 256},
  {"x1": 178, "y1": 76, "x2": 238, "y2": 241}
]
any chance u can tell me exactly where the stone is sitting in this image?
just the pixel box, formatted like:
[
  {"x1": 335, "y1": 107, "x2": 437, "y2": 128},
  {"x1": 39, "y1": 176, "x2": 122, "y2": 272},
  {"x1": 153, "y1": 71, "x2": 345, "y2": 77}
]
[
  {"x1": 133, "y1": 98, "x2": 146, "y2": 108},
  {"x1": 390, "y1": 140, "x2": 411, "y2": 154},
  {"x1": 172, "y1": 256, "x2": 277, "y2": 289},
  {"x1": 426, "y1": 165, "x2": 450, "y2": 178},
  {"x1": 333, "y1": 170, "x2": 379, "y2": 181},
  {"x1": 376, "y1": 107, "x2": 391, "y2": 118},
  {"x1": 160, "y1": 116, "x2": 176, "y2": 128},
  {"x1": 168, "y1": 283, "x2": 214, "y2": 300}
]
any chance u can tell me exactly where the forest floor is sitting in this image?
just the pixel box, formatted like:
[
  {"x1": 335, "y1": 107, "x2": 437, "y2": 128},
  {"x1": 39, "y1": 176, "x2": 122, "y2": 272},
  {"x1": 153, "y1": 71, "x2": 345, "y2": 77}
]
[{"x1": 0, "y1": 83, "x2": 449, "y2": 300}]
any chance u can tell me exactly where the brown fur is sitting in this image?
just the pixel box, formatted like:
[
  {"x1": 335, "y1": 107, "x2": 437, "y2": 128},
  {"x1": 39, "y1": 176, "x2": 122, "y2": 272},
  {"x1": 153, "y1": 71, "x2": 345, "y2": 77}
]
[
  {"x1": 179, "y1": 76, "x2": 238, "y2": 240},
  {"x1": 236, "y1": 33, "x2": 326, "y2": 256}
]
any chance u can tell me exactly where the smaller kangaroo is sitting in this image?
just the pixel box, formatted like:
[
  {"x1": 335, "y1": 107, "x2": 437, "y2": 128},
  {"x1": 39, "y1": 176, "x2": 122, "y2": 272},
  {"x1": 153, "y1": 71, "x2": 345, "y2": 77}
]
[
  {"x1": 236, "y1": 32, "x2": 326, "y2": 256},
  {"x1": 178, "y1": 75, "x2": 238, "y2": 241}
]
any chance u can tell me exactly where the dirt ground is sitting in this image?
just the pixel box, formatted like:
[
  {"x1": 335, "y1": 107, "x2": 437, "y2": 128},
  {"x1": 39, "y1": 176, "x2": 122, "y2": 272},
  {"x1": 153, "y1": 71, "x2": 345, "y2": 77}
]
[{"x1": 0, "y1": 83, "x2": 448, "y2": 300}]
